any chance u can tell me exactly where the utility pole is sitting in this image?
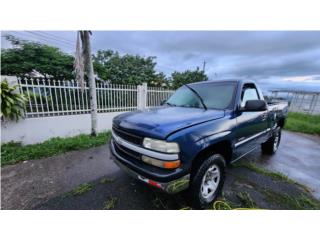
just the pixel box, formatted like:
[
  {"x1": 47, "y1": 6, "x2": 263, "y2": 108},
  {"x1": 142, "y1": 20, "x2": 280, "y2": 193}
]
[
  {"x1": 202, "y1": 60, "x2": 206, "y2": 72},
  {"x1": 81, "y1": 31, "x2": 97, "y2": 136}
]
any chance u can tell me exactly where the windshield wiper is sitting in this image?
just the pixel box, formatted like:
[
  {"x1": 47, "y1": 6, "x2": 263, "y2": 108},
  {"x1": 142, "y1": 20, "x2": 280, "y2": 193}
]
[
  {"x1": 185, "y1": 84, "x2": 207, "y2": 110},
  {"x1": 166, "y1": 102, "x2": 176, "y2": 107}
]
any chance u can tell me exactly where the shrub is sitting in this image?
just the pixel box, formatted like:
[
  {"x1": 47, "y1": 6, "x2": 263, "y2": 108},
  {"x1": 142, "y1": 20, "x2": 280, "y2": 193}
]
[{"x1": 1, "y1": 79, "x2": 27, "y2": 121}]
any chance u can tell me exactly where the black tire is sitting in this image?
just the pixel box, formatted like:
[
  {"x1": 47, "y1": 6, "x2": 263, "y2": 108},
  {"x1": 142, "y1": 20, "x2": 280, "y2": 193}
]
[
  {"x1": 189, "y1": 154, "x2": 226, "y2": 209},
  {"x1": 261, "y1": 128, "x2": 281, "y2": 155}
]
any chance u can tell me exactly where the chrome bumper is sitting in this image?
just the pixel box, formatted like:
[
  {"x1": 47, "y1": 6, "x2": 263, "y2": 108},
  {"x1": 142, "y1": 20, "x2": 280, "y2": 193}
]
[{"x1": 110, "y1": 140, "x2": 190, "y2": 194}]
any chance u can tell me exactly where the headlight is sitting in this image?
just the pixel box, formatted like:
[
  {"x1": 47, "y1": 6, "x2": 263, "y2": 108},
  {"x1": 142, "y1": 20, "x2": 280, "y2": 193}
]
[{"x1": 143, "y1": 137, "x2": 180, "y2": 153}]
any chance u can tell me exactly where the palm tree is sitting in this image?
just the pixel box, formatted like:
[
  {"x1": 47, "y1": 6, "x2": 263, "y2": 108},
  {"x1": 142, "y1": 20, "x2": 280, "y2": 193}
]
[{"x1": 74, "y1": 31, "x2": 97, "y2": 136}]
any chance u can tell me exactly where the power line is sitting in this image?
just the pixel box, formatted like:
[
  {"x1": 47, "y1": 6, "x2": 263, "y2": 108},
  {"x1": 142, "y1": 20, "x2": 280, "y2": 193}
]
[
  {"x1": 5, "y1": 31, "x2": 40, "y2": 42},
  {"x1": 25, "y1": 31, "x2": 74, "y2": 47},
  {"x1": 37, "y1": 31, "x2": 75, "y2": 43},
  {"x1": 9, "y1": 31, "x2": 73, "y2": 48},
  {"x1": 6, "y1": 31, "x2": 74, "y2": 49},
  {"x1": 32, "y1": 31, "x2": 75, "y2": 45},
  {"x1": 27, "y1": 31, "x2": 73, "y2": 45}
]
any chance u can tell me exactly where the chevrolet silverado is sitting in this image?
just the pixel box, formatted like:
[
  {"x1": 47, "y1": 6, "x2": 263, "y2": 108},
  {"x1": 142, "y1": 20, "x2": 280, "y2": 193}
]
[{"x1": 110, "y1": 80, "x2": 288, "y2": 209}]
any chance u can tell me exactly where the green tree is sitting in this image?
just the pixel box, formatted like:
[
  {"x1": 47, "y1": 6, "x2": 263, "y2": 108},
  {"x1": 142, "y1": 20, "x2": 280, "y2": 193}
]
[
  {"x1": 1, "y1": 36, "x2": 74, "y2": 79},
  {"x1": 92, "y1": 50, "x2": 168, "y2": 87},
  {"x1": 150, "y1": 72, "x2": 170, "y2": 88},
  {"x1": 170, "y1": 68, "x2": 208, "y2": 89},
  {"x1": 92, "y1": 49, "x2": 114, "y2": 80}
]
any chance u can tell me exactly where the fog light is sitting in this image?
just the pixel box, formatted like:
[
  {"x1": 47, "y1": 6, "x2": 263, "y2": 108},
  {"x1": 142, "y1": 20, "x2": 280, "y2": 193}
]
[
  {"x1": 141, "y1": 155, "x2": 181, "y2": 169},
  {"x1": 141, "y1": 155, "x2": 163, "y2": 168}
]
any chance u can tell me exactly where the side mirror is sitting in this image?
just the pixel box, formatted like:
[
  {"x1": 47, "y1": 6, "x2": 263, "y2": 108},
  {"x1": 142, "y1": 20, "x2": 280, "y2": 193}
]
[
  {"x1": 160, "y1": 99, "x2": 167, "y2": 105},
  {"x1": 243, "y1": 100, "x2": 267, "y2": 112}
]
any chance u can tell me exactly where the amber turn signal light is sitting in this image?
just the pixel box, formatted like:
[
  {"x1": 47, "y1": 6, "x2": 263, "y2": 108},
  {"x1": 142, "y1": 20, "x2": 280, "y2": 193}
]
[{"x1": 163, "y1": 160, "x2": 181, "y2": 169}]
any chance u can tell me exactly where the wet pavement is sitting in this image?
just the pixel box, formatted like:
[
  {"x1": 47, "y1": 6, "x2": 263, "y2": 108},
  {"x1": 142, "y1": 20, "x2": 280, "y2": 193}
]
[
  {"x1": 1, "y1": 130, "x2": 320, "y2": 210},
  {"x1": 1, "y1": 145, "x2": 117, "y2": 209},
  {"x1": 246, "y1": 131, "x2": 320, "y2": 199},
  {"x1": 34, "y1": 166, "x2": 315, "y2": 210}
]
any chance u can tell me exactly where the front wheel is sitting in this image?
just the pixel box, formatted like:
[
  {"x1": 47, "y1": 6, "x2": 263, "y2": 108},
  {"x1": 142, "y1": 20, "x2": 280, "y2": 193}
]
[
  {"x1": 189, "y1": 154, "x2": 225, "y2": 209},
  {"x1": 261, "y1": 128, "x2": 281, "y2": 155}
]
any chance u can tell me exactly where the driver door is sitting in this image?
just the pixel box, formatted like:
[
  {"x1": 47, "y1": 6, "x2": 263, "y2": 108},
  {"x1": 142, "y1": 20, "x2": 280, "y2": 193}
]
[{"x1": 233, "y1": 84, "x2": 268, "y2": 160}]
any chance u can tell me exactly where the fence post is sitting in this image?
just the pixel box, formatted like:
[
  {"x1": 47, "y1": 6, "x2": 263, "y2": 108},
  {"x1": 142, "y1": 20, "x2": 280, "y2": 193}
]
[{"x1": 137, "y1": 82, "x2": 147, "y2": 110}]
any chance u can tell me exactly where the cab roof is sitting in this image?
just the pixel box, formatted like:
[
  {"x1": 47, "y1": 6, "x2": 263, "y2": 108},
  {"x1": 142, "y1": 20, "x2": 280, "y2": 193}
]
[{"x1": 187, "y1": 79, "x2": 256, "y2": 86}]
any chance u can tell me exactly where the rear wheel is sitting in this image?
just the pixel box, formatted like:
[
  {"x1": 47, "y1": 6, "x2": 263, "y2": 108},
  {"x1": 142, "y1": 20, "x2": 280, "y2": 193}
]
[
  {"x1": 189, "y1": 154, "x2": 225, "y2": 209},
  {"x1": 261, "y1": 128, "x2": 281, "y2": 154}
]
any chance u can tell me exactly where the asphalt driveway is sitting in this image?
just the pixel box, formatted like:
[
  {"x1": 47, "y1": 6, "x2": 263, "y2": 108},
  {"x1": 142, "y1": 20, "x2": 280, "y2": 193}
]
[{"x1": 1, "y1": 130, "x2": 320, "y2": 210}]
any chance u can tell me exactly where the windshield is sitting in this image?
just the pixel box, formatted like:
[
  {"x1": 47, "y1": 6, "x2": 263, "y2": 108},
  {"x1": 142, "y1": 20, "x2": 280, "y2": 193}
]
[
  {"x1": 166, "y1": 86, "x2": 203, "y2": 108},
  {"x1": 166, "y1": 82, "x2": 236, "y2": 109}
]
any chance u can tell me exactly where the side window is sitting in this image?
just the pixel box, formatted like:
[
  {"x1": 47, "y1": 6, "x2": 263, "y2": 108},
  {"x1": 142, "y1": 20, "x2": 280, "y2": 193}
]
[{"x1": 241, "y1": 87, "x2": 259, "y2": 107}]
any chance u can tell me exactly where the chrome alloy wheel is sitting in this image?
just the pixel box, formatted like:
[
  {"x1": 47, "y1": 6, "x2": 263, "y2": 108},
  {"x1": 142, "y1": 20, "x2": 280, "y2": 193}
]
[{"x1": 200, "y1": 164, "x2": 220, "y2": 201}]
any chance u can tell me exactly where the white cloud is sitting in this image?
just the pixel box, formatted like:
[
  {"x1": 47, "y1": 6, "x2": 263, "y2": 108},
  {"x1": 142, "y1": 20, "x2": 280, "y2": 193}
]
[{"x1": 283, "y1": 75, "x2": 320, "y2": 83}]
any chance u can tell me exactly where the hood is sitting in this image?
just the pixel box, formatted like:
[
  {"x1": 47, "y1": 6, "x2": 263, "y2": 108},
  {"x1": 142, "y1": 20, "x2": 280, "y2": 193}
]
[{"x1": 113, "y1": 106, "x2": 225, "y2": 139}]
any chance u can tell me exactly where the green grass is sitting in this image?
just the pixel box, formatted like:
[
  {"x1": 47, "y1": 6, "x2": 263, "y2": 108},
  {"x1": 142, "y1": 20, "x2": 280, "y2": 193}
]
[
  {"x1": 236, "y1": 192, "x2": 257, "y2": 208},
  {"x1": 100, "y1": 177, "x2": 115, "y2": 184},
  {"x1": 264, "y1": 190, "x2": 320, "y2": 210},
  {"x1": 103, "y1": 197, "x2": 118, "y2": 210},
  {"x1": 233, "y1": 162, "x2": 296, "y2": 184},
  {"x1": 152, "y1": 196, "x2": 168, "y2": 209},
  {"x1": 71, "y1": 183, "x2": 94, "y2": 196},
  {"x1": 1, "y1": 131, "x2": 111, "y2": 166},
  {"x1": 284, "y1": 112, "x2": 320, "y2": 135}
]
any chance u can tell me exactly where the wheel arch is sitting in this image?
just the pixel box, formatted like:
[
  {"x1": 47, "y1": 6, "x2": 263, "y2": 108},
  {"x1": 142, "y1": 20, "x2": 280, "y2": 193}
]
[
  {"x1": 190, "y1": 140, "x2": 232, "y2": 178},
  {"x1": 278, "y1": 117, "x2": 285, "y2": 128}
]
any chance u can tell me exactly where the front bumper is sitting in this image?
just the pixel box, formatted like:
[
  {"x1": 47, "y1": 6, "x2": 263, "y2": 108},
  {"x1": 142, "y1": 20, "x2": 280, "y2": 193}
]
[{"x1": 110, "y1": 139, "x2": 190, "y2": 194}]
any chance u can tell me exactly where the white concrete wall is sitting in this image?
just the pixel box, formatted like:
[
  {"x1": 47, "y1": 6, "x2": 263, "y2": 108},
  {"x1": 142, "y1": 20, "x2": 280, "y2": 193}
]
[{"x1": 1, "y1": 112, "x2": 125, "y2": 145}]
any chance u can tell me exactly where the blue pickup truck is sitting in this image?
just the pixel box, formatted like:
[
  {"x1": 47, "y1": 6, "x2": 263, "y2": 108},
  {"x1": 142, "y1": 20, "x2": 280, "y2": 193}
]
[{"x1": 110, "y1": 80, "x2": 288, "y2": 209}]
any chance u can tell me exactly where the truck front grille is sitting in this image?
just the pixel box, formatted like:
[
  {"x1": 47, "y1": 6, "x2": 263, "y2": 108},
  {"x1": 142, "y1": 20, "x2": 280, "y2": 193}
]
[
  {"x1": 112, "y1": 125, "x2": 143, "y2": 145},
  {"x1": 113, "y1": 140, "x2": 141, "y2": 161}
]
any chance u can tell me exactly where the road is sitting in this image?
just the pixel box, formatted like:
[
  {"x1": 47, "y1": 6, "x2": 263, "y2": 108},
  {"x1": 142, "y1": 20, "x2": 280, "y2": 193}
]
[{"x1": 1, "y1": 131, "x2": 319, "y2": 209}]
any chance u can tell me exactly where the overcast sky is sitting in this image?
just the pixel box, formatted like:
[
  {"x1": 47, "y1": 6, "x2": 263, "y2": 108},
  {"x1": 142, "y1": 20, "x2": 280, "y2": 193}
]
[{"x1": 1, "y1": 31, "x2": 320, "y2": 92}]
